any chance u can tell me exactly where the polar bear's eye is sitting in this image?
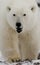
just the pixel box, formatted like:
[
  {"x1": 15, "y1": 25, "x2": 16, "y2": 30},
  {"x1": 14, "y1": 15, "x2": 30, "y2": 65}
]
[
  {"x1": 23, "y1": 14, "x2": 26, "y2": 16},
  {"x1": 13, "y1": 14, "x2": 16, "y2": 16},
  {"x1": 7, "y1": 7, "x2": 11, "y2": 11}
]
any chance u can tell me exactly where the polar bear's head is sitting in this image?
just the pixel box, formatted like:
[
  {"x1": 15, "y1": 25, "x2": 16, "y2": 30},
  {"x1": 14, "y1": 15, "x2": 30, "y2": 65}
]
[{"x1": 6, "y1": 0, "x2": 38, "y2": 33}]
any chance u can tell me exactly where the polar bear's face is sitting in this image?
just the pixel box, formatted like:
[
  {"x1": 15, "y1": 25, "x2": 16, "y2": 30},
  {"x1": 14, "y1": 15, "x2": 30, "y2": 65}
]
[{"x1": 6, "y1": 0, "x2": 38, "y2": 33}]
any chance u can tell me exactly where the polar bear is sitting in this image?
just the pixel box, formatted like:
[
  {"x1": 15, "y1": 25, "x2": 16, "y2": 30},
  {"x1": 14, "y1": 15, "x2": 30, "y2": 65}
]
[{"x1": 0, "y1": 0, "x2": 40, "y2": 62}]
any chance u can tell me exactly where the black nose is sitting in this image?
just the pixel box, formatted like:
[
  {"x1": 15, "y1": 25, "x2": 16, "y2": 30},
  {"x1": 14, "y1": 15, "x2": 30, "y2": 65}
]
[{"x1": 16, "y1": 22, "x2": 21, "y2": 28}]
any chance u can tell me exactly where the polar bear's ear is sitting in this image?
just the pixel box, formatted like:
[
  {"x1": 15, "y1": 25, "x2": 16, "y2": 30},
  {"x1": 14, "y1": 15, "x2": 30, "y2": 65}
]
[
  {"x1": 31, "y1": 6, "x2": 36, "y2": 12},
  {"x1": 7, "y1": 6, "x2": 11, "y2": 11}
]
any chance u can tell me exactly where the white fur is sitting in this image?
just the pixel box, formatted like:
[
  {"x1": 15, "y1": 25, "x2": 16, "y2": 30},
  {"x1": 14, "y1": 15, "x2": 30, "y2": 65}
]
[{"x1": 0, "y1": 0, "x2": 40, "y2": 62}]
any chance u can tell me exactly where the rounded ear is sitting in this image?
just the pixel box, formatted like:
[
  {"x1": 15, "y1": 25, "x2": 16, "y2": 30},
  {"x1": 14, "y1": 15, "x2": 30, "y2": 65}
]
[
  {"x1": 30, "y1": 6, "x2": 37, "y2": 12},
  {"x1": 7, "y1": 6, "x2": 11, "y2": 11}
]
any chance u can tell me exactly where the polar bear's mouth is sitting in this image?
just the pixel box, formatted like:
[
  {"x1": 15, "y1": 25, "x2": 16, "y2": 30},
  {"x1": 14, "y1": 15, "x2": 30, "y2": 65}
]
[
  {"x1": 16, "y1": 22, "x2": 23, "y2": 33},
  {"x1": 16, "y1": 27, "x2": 22, "y2": 33}
]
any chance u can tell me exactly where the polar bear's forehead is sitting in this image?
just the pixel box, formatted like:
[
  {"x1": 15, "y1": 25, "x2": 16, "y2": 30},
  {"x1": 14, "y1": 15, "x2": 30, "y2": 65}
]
[
  {"x1": 8, "y1": 0, "x2": 37, "y2": 9},
  {"x1": 11, "y1": 0, "x2": 36, "y2": 5}
]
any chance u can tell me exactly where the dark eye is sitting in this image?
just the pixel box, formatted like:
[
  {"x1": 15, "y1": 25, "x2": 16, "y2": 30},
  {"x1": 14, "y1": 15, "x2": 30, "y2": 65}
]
[
  {"x1": 23, "y1": 14, "x2": 26, "y2": 16},
  {"x1": 13, "y1": 14, "x2": 16, "y2": 16},
  {"x1": 7, "y1": 7, "x2": 11, "y2": 11}
]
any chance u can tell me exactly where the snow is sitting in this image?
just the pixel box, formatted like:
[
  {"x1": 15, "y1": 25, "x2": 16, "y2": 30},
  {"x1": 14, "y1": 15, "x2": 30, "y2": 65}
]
[{"x1": 0, "y1": 59, "x2": 40, "y2": 65}]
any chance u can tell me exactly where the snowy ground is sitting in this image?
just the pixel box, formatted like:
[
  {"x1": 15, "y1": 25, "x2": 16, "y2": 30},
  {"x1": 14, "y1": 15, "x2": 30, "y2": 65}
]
[{"x1": 0, "y1": 60, "x2": 40, "y2": 65}]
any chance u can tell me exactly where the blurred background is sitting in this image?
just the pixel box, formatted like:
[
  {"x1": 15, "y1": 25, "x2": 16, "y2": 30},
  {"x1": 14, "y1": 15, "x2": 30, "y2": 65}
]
[
  {"x1": 36, "y1": 0, "x2": 40, "y2": 3},
  {"x1": 36, "y1": 0, "x2": 40, "y2": 7}
]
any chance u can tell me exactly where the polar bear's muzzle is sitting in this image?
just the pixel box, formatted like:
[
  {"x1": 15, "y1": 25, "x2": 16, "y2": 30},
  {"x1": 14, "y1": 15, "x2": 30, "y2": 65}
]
[{"x1": 16, "y1": 22, "x2": 23, "y2": 33}]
